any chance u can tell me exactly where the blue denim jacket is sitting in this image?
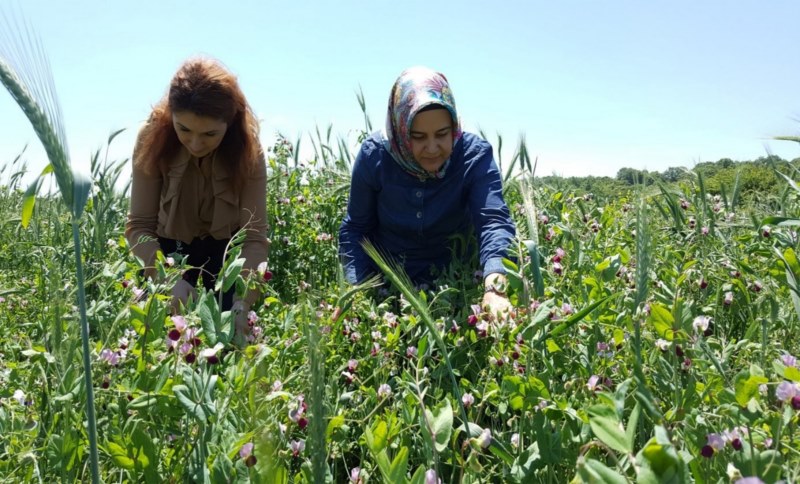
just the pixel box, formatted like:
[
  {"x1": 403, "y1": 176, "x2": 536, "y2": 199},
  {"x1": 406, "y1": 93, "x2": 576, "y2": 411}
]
[{"x1": 339, "y1": 132, "x2": 516, "y2": 284}]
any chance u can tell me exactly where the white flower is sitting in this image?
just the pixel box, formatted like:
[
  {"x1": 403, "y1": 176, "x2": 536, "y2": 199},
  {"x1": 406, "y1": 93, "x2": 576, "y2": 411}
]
[
  {"x1": 655, "y1": 339, "x2": 670, "y2": 351},
  {"x1": 377, "y1": 383, "x2": 392, "y2": 399},
  {"x1": 199, "y1": 343, "x2": 224, "y2": 360},
  {"x1": 510, "y1": 433, "x2": 520, "y2": 448},
  {"x1": 692, "y1": 315, "x2": 711, "y2": 333},
  {"x1": 12, "y1": 389, "x2": 25, "y2": 405}
]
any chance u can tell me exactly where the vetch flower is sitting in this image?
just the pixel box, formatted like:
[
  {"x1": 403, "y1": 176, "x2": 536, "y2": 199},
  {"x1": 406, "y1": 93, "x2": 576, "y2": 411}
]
[
  {"x1": 701, "y1": 226, "x2": 709, "y2": 236},
  {"x1": 406, "y1": 346, "x2": 418, "y2": 358},
  {"x1": 290, "y1": 439, "x2": 305, "y2": 457},
  {"x1": 510, "y1": 433, "x2": 520, "y2": 448},
  {"x1": 462, "y1": 393, "x2": 475, "y2": 408},
  {"x1": 425, "y1": 469, "x2": 440, "y2": 484},
  {"x1": 553, "y1": 247, "x2": 565, "y2": 263},
  {"x1": 655, "y1": 339, "x2": 670, "y2": 352},
  {"x1": 735, "y1": 478, "x2": 765, "y2": 484},
  {"x1": 776, "y1": 381, "x2": 798, "y2": 402},
  {"x1": 239, "y1": 442, "x2": 254, "y2": 460},
  {"x1": 272, "y1": 380, "x2": 283, "y2": 392},
  {"x1": 12, "y1": 389, "x2": 25, "y2": 405},
  {"x1": 552, "y1": 261, "x2": 563, "y2": 275},
  {"x1": 700, "y1": 445, "x2": 715, "y2": 458},
  {"x1": 347, "y1": 359, "x2": 358, "y2": 372},
  {"x1": 587, "y1": 375, "x2": 600, "y2": 392},
  {"x1": 341, "y1": 371, "x2": 355, "y2": 384},
  {"x1": 200, "y1": 343, "x2": 224, "y2": 364},
  {"x1": 692, "y1": 315, "x2": 711, "y2": 334},
  {"x1": 724, "y1": 292, "x2": 734, "y2": 306},
  {"x1": 350, "y1": 467, "x2": 362, "y2": 484},
  {"x1": 377, "y1": 383, "x2": 392, "y2": 399},
  {"x1": 781, "y1": 353, "x2": 797, "y2": 368},
  {"x1": 707, "y1": 433, "x2": 725, "y2": 451},
  {"x1": 475, "y1": 428, "x2": 492, "y2": 449}
]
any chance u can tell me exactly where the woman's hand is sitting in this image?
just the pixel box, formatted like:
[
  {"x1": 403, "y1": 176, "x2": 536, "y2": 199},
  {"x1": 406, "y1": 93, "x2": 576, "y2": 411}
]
[
  {"x1": 232, "y1": 300, "x2": 251, "y2": 347},
  {"x1": 482, "y1": 273, "x2": 512, "y2": 323},
  {"x1": 171, "y1": 279, "x2": 197, "y2": 314}
]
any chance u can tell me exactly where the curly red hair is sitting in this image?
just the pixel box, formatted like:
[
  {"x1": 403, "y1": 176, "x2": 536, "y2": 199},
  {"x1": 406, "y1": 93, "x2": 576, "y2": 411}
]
[{"x1": 134, "y1": 58, "x2": 261, "y2": 189}]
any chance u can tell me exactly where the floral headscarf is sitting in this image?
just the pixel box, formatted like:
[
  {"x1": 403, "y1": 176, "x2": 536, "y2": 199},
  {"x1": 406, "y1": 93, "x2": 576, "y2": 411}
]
[{"x1": 383, "y1": 66, "x2": 463, "y2": 180}]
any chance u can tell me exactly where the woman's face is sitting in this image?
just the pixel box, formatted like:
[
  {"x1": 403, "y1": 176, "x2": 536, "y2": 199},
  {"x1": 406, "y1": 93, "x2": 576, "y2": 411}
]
[
  {"x1": 409, "y1": 108, "x2": 454, "y2": 173},
  {"x1": 172, "y1": 111, "x2": 228, "y2": 158}
]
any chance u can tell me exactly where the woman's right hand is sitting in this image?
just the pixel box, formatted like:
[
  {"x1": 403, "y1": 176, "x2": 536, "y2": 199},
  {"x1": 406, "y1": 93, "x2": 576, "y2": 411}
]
[{"x1": 171, "y1": 279, "x2": 197, "y2": 314}]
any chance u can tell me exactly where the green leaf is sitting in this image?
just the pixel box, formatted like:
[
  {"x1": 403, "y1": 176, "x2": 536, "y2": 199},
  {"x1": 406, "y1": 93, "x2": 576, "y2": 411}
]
[
  {"x1": 576, "y1": 457, "x2": 627, "y2": 484},
  {"x1": 587, "y1": 404, "x2": 631, "y2": 454},
  {"x1": 220, "y1": 257, "x2": 245, "y2": 292},
  {"x1": 388, "y1": 446, "x2": 409, "y2": 483},
  {"x1": 733, "y1": 369, "x2": 769, "y2": 407},
  {"x1": 326, "y1": 414, "x2": 345, "y2": 440},
  {"x1": 648, "y1": 303, "x2": 674, "y2": 340},
  {"x1": 365, "y1": 419, "x2": 388, "y2": 454},
  {"x1": 424, "y1": 401, "x2": 453, "y2": 452},
  {"x1": 105, "y1": 442, "x2": 135, "y2": 470},
  {"x1": 173, "y1": 384, "x2": 207, "y2": 422}
]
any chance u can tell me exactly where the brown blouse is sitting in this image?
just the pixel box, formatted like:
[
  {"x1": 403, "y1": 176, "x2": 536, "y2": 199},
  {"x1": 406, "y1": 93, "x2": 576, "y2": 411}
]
[{"x1": 125, "y1": 128, "x2": 270, "y2": 293}]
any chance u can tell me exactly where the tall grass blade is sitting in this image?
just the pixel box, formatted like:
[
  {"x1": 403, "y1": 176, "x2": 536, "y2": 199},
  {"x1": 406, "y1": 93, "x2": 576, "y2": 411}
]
[{"x1": 362, "y1": 241, "x2": 470, "y2": 428}]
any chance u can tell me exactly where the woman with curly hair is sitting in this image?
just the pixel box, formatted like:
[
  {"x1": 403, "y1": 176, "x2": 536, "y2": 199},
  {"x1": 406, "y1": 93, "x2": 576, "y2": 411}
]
[{"x1": 126, "y1": 57, "x2": 268, "y2": 337}]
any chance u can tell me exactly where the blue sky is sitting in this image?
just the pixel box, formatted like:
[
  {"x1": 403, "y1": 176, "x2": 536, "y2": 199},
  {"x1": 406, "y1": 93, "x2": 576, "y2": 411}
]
[{"x1": 1, "y1": 0, "x2": 799, "y2": 185}]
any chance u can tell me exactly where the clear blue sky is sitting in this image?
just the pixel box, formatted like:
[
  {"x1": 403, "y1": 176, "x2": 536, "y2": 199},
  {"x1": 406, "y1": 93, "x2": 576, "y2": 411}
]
[{"x1": 1, "y1": 0, "x2": 799, "y2": 185}]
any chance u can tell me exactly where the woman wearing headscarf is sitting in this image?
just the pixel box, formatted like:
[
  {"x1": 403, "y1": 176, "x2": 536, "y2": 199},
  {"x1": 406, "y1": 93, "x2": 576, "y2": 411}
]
[{"x1": 339, "y1": 66, "x2": 516, "y2": 317}]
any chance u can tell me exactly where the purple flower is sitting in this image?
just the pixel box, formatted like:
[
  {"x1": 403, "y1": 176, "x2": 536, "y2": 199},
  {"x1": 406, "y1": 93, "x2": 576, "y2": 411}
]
[
  {"x1": 587, "y1": 375, "x2": 600, "y2": 392},
  {"x1": 239, "y1": 442, "x2": 254, "y2": 459},
  {"x1": 701, "y1": 226, "x2": 709, "y2": 236},
  {"x1": 707, "y1": 433, "x2": 725, "y2": 451},
  {"x1": 782, "y1": 354, "x2": 797, "y2": 368},
  {"x1": 700, "y1": 445, "x2": 714, "y2": 458},
  {"x1": 735, "y1": 478, "x2": 765, "y2": 484},
  {"x1": 776, "y1": 381, "x2": 798, "y2": 402},
  {"x1": 406, "y1": 346, "x2": 418, "y2": 358},
  {"x1": 553, "y1": 247, "x2": 565, "y2": 263}
]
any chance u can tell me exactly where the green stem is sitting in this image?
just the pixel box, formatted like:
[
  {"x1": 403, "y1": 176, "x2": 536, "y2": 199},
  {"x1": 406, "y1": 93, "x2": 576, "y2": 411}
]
[{"x1": 73, "y1": 221, "x2": 99, "y2": 484}]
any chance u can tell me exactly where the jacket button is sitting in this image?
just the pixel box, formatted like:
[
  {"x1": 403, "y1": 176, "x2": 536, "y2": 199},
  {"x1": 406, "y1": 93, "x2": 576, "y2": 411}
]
[{"x1": 416, "y1": 211, "x2": 422, "y2": 219}]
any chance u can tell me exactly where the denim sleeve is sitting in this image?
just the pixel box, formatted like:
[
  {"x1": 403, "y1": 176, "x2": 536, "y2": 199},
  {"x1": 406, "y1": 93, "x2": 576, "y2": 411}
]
[
  {"x1": 465, "y1": 139, "x2": 517, "y2": 276},
  {"x1": 339, "y1": 142, "x2": 379, "y2": 284}
]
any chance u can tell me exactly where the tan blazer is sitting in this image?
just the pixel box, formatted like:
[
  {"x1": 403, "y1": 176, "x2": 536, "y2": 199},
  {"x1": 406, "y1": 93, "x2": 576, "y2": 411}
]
[{"x1": 125, "y1": 131, "x2": 269, "y2": 287}]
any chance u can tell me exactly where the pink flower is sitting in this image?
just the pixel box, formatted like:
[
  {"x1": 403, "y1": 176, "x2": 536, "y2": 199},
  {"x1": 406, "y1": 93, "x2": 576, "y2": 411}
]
[
  {"x1": 776, "y1": 382, "x2": 797, "y2": 402},
  {"x1": 724, "y1": 292, "x2": 733, "y2": 306},
  {"x1": 172, "y1": 315, "x2": 187, "y2": 332},
  {"x1": 290, "y1": 439, "x2": 305, "y2": 457},
  {"x1": 552, "y1": 261, "x2": 563, "y2": 275},
  {"x1": 425, "y1": 469, "x2": 440, "y2": 484},
  {"x1": 781, "y1": 354, "x2": 797, "y2": 368},
  {"x1": 553, "y1": 247, "x2": 565, "y2": 263},
  {"x1": 462, "y1": 393, "x2": 475, "y2": 408},
  {"x1": 347, "y1": 359, "x2": 358, "y2": 372},
  {"x1": 701, "y1": 226, "x2": 709, "y2": 236},
  {"x1": 350, "y1": 467, "x2": 363, "y2": 484},
  {"x1": 406, "y1": 346, "x2": 418, "y2": 358},
  {"x1": 587, "y1": 375, "x2": 600, "y2": 392}
]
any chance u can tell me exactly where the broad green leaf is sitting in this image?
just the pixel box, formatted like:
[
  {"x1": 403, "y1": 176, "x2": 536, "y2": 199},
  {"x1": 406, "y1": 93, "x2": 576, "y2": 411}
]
[
  {"x1": 576, "y1": 457, "x2": 627, "y2": 484},
  {"x1": 648, "y1": 303, "x2": 674, "y2": 340},
  {"x1": 388, "y1": 446, "x2": 409, "y2": 483},
  {"x1": 173, "y1": 384, "x2": 207, "y2": 422},
  {"x1": 105, "y1": 442, "x2": 135, "y2": 470},
  {"x1": 424, "y1": 401, "x2": 453, "y2": 452},
  {"x1": 733, "y1": 370, "x2": 769, "y2": 407},
  {"x1": 587, "y1": 404, "x2": 631, "y2": 454}
]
